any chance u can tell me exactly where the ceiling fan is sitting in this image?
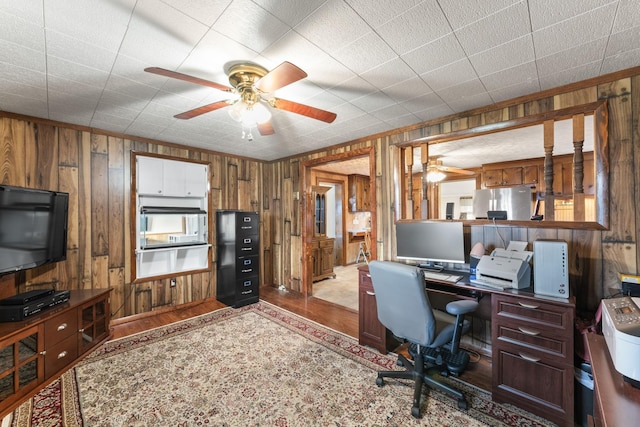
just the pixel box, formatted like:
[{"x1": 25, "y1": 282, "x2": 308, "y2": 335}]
[
  {"x1": 144, "y1": 61, "x2": 337, "y2": 137},
  {"x1": 426, "y1": 158, "x2": 475, "y2": 182}
]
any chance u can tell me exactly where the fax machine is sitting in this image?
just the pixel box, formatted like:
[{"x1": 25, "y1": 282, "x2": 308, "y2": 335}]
[{"x1": 473, "y1": 242, "x2": 533, "y2": 290}]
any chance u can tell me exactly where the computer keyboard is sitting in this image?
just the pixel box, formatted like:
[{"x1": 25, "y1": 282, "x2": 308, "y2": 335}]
[
  {"x1": 423, "y1": 271, "x2": 463, "y2": 283},
  {"x1": 469, "y1": 278, "x2": 512, "y2": 290}
]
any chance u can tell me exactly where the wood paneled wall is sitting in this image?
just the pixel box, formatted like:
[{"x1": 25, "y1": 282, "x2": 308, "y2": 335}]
[
  {"x1": 2, "y1": 67, "x2": 640, "y2": 320},
  {"x1": 0, "y1": 117, "x2": 262, "y2": 319},
  {"x1": 265, "y1": 69, "x2": 640, "y2": 315}
]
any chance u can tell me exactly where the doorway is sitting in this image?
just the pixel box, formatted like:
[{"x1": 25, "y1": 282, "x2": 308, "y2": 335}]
[{"x1": 302, "y1": 148, "x2": 376, "y2": 308}]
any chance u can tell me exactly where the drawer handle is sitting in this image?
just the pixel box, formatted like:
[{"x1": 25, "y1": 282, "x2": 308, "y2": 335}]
[
  {"x1": 518, "y1": 327, "x2": 540, "y2": 336},
  {"x1": 57, "y1": 351, "x2": 68, "y2": 359},
  {"x1": 519, "y1": 353, "x2": 540, "y2": 363},
  {"x1": 79, "y1": 328, "x2": 85, "y2": 333},
  {"x1": 57, "y1": 323, "x2": 68, "y2": 331},
  {"x1": 366, "y1": 274, "x2": 371, "y2": 278},
  {"x1": 241, "y1": 290, "x2": 252, "y2": 295},
  {"x1": 518, "y1": 302, "x2": 539, "y2": 309},
  {"x1": 366, "y1": 291, "x2": 375, "y2": 296},
  {"x1": 39, "y1": 350, "x2": 47, "y2": 356}
]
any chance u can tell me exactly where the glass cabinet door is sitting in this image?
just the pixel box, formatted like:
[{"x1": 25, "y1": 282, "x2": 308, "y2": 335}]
[
  {"x1": 313, "y1": 186, "x2": 330, "y2": 237},
  {"x1": 79, "y1": 298, "x2": 109, "y2": 354},
  {"x1": 0, "y1": 327, "x2": 42, "y2": 402}
]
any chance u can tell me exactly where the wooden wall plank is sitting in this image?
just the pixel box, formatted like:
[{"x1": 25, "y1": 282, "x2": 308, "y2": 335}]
[
  {"x1": 0, "y1": 118, "x2": 26, "y2": 185},
  {"x1": 91, "y1": 153, "x2": 109, "y2": 256}
]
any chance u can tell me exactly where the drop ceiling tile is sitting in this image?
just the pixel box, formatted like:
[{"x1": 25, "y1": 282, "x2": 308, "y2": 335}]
[
  {"x1": 529, "y1": 0, "x2": 617, "y2": 31},
  {"x1": 532, "y1": 3, "x2": 617, "y2": 57},
  {"x1": 43, "y1": 0, "x2": 133, "y2": 52},
  {"x1": 349, "y1": 91, "x2": 396, "y2": 112},
  {"x1": 376, "y1": 1, "x2": 452, "y2": 55},
  {"x1": 0, "y1": 93, "x2": 48, "y2": 118},
  {"x1": 212, "y1": 0, "x2": 291, "y2": 52},
  {"x1": 480, "y1": 61, "x2": 538, "y2": 91},
  {"x1": 420, "y1": 58, "x2": 478, "y2": 91},
  {"x1": 104, "y1": 74, "x2": 163, "y2": 100},
  {"x1": 1, "y1": 0, "x2": 43, "y2": 25},
  {"x1": 536, "y1": 38, "x2": 607, "y2": 77},
  {"x1": 605, "y1": 26, "x2": 640, "y2": 57},
  {"x1": 361, "y1": 58, "x2": 417, "y2": 90},
  {"x1": 612, "y1": 0, "x2": 640, "y2": 32},
  {"x1": 382, "y1": 75, "x2": 433, "y2": 103},
  {"x1": 438, "y1": 0, "x2": 522, "y2": 30},
  {"x1": 0, "y1": 75, "x2": 46, "y2": 99},
  {"x1": 445, "y1": 89, "x2": 494, "y2": 113},
  {"x1": 539, "y1": 61, "x2": 601, "y2": 90},
  {"x1": 413, "y1": 102, "x2": 454, "y2": 122},
  {"x1": 159, "y1": 0, "x2": 231, "y2": 26},
  {"x1": 0, "y1": 10, "x2": 44, "y2": 51},
  {"x1": 333, "y1": 32, "x2": 397, "y2": 75},
  {"x1": 601, "y1": 48, "x2": 640, "y2": 74},
  {"x1": 345, "y1": 0, "x2": 423, "y2": 28},
  {"x1": 97, "y1": 89, "x2": 151, "y2": 113},
  {"x1": 454, "y1": 2, "x2": 530, "y2": 56},
  {"x1": 0, "y1": 40, "x2": 45, "y2": 72},
  {"x1": 369, "y1": 102, "x2": 411, "y2": 121},
  {"x1": 90, "y1": 113, "x2": 134, "y2": 133},
  {"x1": 295, "y1": 0, "x2": 370, "y2": 53},
  {"x1": 261, "y1": 31, "x2": 332, "y2": 79},
  {"x1": 437, "y1": 78, "x2": 491, "y2": 108},
  {"x1": 46, "y1": 31, "x2": 117, "y2": 73},
  {"x1": 181, "y1": 31, "x2": 260, "y2": 78},
  {"x1": 469, "y1": 35, "x2": 534, "y2": 77},
  {"x1": 489, "y1": 78, "x2": 541, "y2": 102},
  {"x1": 398, "y1": 91, "x2": 444, "y2": 112},
  {"x1": 253, "y1": 0, "x2": 325, "y2": 27},
  {"x1": 401, "y1": 33, "x2": 465, "y2": 75}
]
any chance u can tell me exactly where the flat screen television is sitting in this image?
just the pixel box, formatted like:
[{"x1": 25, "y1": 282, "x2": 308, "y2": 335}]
[
  {"x1": 0, "y1": 185, "x2": 69, "y2": 275},
  {"x1": 396, "y1": 221, "x2": 466, "y2": 269}
]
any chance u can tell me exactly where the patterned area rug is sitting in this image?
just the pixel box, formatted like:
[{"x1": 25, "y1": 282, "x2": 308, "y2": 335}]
[{"x1": 10, "y1": 301, "x2": 555, "y2": 426}]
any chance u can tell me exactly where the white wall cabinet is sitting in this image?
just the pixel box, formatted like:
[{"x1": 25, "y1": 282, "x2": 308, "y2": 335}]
[
  {"x1": 134, "y1": 154, "x2": 210, "y2": 281},
  {"x1": 137, "y1": 156, "x2": 208, "y2": 198}
]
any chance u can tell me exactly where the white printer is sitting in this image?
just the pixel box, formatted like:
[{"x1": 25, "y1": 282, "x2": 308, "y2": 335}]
[
  {"x1": 601, "y1": 296, "x2": 640, "y2": 386},
  {"x1": 473, "y1": 241, "x2": 533, "y2": 290}
]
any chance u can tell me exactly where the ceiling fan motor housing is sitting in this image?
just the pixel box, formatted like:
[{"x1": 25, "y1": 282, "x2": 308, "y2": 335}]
[{"x1": 228, "y1": 64, "x2": 268, "y2": 106}]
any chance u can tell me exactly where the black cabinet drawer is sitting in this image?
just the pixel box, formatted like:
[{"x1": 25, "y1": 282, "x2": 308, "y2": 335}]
[
  {"x1": 236, "y1": 256, "x2": 259, "y2": 277},
  {"x1": 237, "y1": 236, "x2": 259, "y2": 255}
]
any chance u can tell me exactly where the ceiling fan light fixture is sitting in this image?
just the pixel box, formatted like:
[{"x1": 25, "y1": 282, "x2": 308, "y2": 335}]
[{"x1": 426, "y1": 170, "x2": 446, "y2": 182}]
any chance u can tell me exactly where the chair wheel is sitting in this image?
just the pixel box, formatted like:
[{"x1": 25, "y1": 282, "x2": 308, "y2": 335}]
[
  {"x1": 396, "y1": 359, "x2": 403, "y2": 367},
  {"x1": 411, "y1": 406, "x2": 421, "y2": 418},
  {"x1": 376, "y1": 377, "x2": 384, "y2": 387},
  {"x1": 457, "y1": 399, "x2": 468, "y2": 410}
]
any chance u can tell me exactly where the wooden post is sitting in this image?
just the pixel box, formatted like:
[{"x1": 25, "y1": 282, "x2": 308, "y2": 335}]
[
  {"x1": 421, "y1": 143, "x2": 430, "y2": 219},
  {"x1": 405, "y1": 146, "x2": 414, "y2": 219},
  {"x1": 543, "y1": 120, "x2": 555, "y2": 221},
  {"x1": 573, "y1": 114, "x2": 585, "y2": 221}
]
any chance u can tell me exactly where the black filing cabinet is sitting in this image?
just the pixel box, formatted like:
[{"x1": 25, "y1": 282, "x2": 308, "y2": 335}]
[{"x1": 216, "y1": 210, "x2": 260, "y2": 308}]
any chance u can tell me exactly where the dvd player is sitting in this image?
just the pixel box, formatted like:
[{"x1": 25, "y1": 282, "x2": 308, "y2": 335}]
[
  {"x1": 0, "y1": 289, "x2": 56, "y2": 305},
  {"x1": 0, "y1": 290, "x2": 71, "y2": 322}
]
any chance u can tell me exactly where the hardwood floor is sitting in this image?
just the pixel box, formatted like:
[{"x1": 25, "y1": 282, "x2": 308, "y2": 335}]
[{"x1": 109, "y1": 285, "x2": 491, "y2": 391}]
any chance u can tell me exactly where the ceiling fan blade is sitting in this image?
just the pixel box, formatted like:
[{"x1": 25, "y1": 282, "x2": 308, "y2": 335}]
[
  {"x1": 257, "y1": 121, "x2": 275, "y2": 136},
  {"x1": 272, "y1": 98, "x2": 337, "y2": 123},
  {"x1": 254, "y1": 62, "x2": 307, "y2": 93},
  {"x1": 174, "y1": 100, "x2": 230, "y2": 120},
  {"x1": 145, "y1": 67, "x2": 233, "y2": 92}
]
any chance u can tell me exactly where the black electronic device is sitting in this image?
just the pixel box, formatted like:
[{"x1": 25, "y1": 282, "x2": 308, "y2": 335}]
[
  {"x1": 487, "y1": 210, "x2": 508, "y2": 220},
  {"x1": 445, "y1": 202, "x2": 454, "y2": 220},
  {"x1": 0, "y1": 290, "x2": 70, "y2": 322},
  {"x1": 396, "y1": 221, "x2": 466, "y2": 268},
  {"x1": 0, "y1": 289, "x2": 56, "y2": 305},
  {"x1": 622, "y1": 281, "x2": 640, "y2": 297},
  {"x1": 0, "y1": 185, "x2": 69, "y2": 275}
]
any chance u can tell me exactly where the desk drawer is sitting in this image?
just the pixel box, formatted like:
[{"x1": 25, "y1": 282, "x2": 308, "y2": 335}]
[
  {"x1": 495, "y1": 324, "x2": 570, "y2": 361},
  {"x1": 493, "y1": 294, "x2": 573, "y2": 334}
]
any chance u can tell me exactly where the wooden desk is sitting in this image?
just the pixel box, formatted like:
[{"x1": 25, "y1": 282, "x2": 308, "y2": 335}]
[
  {"x1": 358, "y1": 264, "x2": 576, "y2": 426},
  {"x1": 586, "y1": 333, "x2": 640, "y2": 426}
]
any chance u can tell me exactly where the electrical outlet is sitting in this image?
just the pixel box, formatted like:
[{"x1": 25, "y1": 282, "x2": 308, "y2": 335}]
[{"x1": 170, "y1": 278, "x2": 176, "y2": 287}]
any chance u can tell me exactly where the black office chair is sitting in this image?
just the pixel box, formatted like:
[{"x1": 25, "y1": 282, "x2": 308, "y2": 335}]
[{"x1": 368, "y1": 260, "x2": 478, "y2": 418}]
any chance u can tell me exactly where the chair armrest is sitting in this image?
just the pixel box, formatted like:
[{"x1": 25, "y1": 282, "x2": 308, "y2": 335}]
[{"x1": 446, "y1": 300, "x2": 479, "y2": 316}]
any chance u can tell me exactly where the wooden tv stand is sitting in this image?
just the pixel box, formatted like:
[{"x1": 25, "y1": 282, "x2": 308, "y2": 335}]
[{"x1": 0, "y1": 289, "x2": 111, "y2": 418}]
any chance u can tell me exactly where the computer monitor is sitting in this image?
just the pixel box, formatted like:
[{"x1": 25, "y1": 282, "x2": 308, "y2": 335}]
[{"x1": 395, "y1": 221, "x2": 466, "y2": 269}]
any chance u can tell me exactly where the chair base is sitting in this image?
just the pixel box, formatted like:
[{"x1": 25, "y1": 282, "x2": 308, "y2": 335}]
[
  {"x1": 409, "y1": 343, "x2": 471, "y2": 375},
  {"x1": 376, "y1": 350, "x2": 468, "y2": 418}
]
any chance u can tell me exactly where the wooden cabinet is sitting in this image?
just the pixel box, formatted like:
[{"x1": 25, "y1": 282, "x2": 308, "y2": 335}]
[
  {"x1": 348, "y1": 175, "x2": 370, "y2": 212},
  {"x1": 0, "y1": 289, "x2": 111, "y2": 418},
  {"x1": 357, "y1": 266, "x2": 399, "y2": 354},
  {"x1": 312, "y1": 237, "x2": 335, "y2": 282},
  {"x1": 483, "y1": 166, "x2": 523, "y2": 187},
  {"x1": 492, "y1": 293, "x2": 575, "y2": 426}
]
